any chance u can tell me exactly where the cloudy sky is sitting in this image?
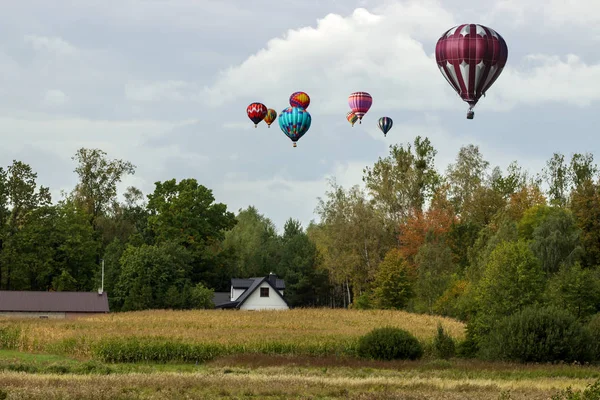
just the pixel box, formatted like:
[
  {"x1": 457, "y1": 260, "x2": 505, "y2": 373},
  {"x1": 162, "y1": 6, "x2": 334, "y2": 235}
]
[{"x1": 1, "y1": 0, "x2": 599, "y2": 230}]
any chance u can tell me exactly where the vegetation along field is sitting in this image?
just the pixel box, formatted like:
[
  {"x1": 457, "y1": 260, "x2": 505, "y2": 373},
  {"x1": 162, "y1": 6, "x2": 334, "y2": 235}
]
[{"x1": 0, "y1": 309, "x2": 600, "y2": 399}]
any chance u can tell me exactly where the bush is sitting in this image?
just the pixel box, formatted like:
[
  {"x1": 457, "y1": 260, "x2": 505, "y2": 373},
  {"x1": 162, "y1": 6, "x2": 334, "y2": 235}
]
[
  {"x1": 351, "y1": 292, "x2": 372, "y2": 310},
  {"x1": 479, "y1": 305, "x2": 592, "y2": 363},
  {"x1": 432, "y1": 323, "x2": 455, "y2": 359},
  {"x1": 357, "y1": 327, "x2": 423, "y2": 361},
  {"x1": 551, "y1": 378, "x2": 600, "y2": 399}
]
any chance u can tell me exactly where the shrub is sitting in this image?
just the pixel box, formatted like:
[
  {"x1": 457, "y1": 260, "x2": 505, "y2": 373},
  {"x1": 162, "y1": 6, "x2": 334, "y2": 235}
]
[
  {"x1": 480, "y1": 305, "x2": 592, "y2": 363},
  {"x1": 357, "y1": 326, "x2": 423, "y2": 361},
  {"x1": 551, "y1": 378, "x2": 600, "y2": 399},
  {"x1": 351, "y1": 292, "x2": 372, "y2": 310},
  {"x1": 432, "y1": 323, "x2": 455, "y2": 359}
]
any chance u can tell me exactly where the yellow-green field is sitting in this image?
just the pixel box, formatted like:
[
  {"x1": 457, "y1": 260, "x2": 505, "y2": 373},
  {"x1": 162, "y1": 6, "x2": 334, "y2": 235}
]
[
  {"x1": 0, "y1": 309, "x2": 465, "y2": 359},
  {"x1": 0, "y1": 309, "x2": 597, "y2": 399}
]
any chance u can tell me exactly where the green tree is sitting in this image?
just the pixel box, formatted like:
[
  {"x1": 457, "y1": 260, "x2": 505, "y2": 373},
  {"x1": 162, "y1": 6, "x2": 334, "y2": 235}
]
[
  {"x1": 545, "y1": 262, "x2": 600, "y2": 319},
  {"x1": 3, "y1": 161, "x2": 52, "y2": 289},
  {"x1": 529, "y1": 207, "x2": 583, "y2": 275},
  {"x1": 542, "y1": 152, "x2": 570, "y2": 207},
  {"x1": 115, "y1": 241, "x2": 194, "y2": 311},
  {"x1": 363, "y1": 137, "x2": 440, "y2": 234},
  {"x1": 277, "y1": 218, "x2": 329, "y2": 307},
  {"x1": 414, "y1": 238, "x2": 456, "y2": 314},
  {"x1": 371, "y1": 249, "x2": 416, "y2": 309},
  {"x1": 445, "y1": 144, "x2": 489, "y2": 215},
  {"x1": 473, "y1": 240, "x2": 545, "y2": 343},
  {"x1": 146, "y1": 178, "x2": 236, "y2": 288},
  {"x1": 70, "y1": 148, "x2": 136, "y2": 232},
  {"x1": 221, "y1": 206, "x2": 280, "y2": 278}
]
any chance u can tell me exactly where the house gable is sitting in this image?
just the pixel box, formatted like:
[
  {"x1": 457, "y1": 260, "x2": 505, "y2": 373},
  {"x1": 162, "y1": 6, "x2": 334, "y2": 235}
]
[
  {"x1": 215, "y1": 274, "x2": 289, "y2": 310},
  {"x1": 239, "y1": 280, "x2": 288, "y2": 310}
]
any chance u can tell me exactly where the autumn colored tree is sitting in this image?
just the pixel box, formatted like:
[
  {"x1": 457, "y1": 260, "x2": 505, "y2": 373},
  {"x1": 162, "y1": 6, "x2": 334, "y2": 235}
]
[{"x1": 397, "y1": 189, "x2": 456, "y2": 266}]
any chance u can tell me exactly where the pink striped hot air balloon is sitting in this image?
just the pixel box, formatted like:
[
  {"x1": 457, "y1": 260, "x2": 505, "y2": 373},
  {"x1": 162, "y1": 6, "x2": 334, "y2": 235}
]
[
  {"x1": 348, "y1": 92, "x2": 372, "y2": 124},
  {"x1": 435, "y1": 24, "x2": 508, "y2": 119}
]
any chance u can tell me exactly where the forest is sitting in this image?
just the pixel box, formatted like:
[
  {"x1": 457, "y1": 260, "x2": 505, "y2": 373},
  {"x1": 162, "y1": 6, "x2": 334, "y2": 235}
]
[{"x1": 1, "y1": 139, "x2": 599, "y2": 353}]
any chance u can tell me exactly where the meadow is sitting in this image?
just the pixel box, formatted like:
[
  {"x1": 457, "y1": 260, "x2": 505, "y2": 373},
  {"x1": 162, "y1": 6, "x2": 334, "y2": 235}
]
[{"x1": 0, "y1": 309, "x2": 598, "y2": 399}]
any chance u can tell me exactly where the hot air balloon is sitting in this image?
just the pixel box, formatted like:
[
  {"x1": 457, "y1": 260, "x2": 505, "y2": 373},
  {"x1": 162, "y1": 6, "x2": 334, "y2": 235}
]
[
  {"x1": 278, "y1": 106, "x2": 311, "y2": 147},
  {"x1": 346, "y1": 111, "x2": 358, "y2": 127},
  {"x1": 348, "y1": 92, "x2": 372, "y2": 123},
  {"x1": 377, "y1": 117, "x2": 393, "y2": 137},
  {"x1": 289, "y1": 91, "x2": 310, "y2": 109},
  {"x1": 435, "y1": 24, "x2": 508, "y2": 119},
  {"x1": 247, "y1": 102, "x2": 268, "y2": 127},
  {"x1": 264, "y1": 108, "x2": 277, "y2": 128}
]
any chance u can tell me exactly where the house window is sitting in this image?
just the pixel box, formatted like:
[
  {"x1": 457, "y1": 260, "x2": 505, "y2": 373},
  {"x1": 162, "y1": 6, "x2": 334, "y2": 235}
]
[{"x1": 260, "y1": 287, "x2": 269, "y2": 297}]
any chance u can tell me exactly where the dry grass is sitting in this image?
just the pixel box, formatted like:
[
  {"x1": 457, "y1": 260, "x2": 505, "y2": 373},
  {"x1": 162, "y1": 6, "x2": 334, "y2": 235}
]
[
  {"x1": 0, "y1": 368, "x2": 592, "y2": 399},
  {"x1": 0, "y1": 308, "x2": 465, "y2": 357}
]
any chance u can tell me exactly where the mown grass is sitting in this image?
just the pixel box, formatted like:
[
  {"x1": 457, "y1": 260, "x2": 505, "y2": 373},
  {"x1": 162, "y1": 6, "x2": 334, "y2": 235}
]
[
  {"x1": 0, "y1": 309, "x2": 465, "y2": 362},
  {"x1": 0, "y1": 350, "x2": 598, "y2": 399},
  {"x1": 0, "y1": 350, "x2": 599, "y2": 398}
]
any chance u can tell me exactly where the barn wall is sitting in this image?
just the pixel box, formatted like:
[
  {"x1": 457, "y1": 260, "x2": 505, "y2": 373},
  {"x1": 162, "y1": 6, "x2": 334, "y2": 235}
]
[{"x1": 0, "y1": 312, "x2": 67, "y2": 319}]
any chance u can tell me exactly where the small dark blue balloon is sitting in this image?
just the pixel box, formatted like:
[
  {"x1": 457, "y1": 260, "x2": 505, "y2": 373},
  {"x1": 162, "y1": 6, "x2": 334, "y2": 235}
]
[{"x1": 377, "y1": 117, "x2": 393, "y2": 137}]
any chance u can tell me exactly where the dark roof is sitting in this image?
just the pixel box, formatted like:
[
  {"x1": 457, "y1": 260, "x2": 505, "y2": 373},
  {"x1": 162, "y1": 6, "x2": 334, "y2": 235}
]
[
  {"x1": 232, "y1": 278, "x2": 285, "y2": 290},
  {"x1": 216, "y1": 277, "x2": 289, "y2": 309},
  {"x1": 0, "y1": 291, "x2": 109, "y2": 313},
  {"x1": 212, "y1": 292, "x2": 230, "y2": 307}
]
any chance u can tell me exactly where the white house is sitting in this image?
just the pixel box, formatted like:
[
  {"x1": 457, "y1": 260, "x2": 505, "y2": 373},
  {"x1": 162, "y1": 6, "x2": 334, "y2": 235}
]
[{"x1": 213, "y1": 273, "x2": 289, "y2": 310}]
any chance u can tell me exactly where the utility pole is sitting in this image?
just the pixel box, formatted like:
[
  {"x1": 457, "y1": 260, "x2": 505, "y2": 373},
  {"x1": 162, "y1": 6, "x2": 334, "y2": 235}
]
[{"x1": 99, "y1": 259, "x2": 105, "y2": 295}]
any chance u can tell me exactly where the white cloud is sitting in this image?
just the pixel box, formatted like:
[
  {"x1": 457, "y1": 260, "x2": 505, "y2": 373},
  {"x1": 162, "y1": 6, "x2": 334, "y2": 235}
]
[
  {"x1": 489, "y1": 54, "x2": 600, "y2": 109},
  {"x1": 203, "y1": 3, "x2": 456, "y2": 114}
]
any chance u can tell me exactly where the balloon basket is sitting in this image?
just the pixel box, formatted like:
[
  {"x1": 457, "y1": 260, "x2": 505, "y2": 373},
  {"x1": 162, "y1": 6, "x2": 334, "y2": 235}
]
[
  {"x1": 466, "y1": 110, "x2": 475, "y2": 120},
  {"x1": 293, "y1": 142, "x2": 297, "y2": 148}
]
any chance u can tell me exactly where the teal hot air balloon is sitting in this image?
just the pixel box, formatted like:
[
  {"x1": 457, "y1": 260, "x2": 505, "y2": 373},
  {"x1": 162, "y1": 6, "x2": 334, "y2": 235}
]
[
  {"x1": 377, "y1": 117, "x2": 393, "y2": 137},
  {"x1": 278, "y1": 106, "x2": 311, "y2": 147}
]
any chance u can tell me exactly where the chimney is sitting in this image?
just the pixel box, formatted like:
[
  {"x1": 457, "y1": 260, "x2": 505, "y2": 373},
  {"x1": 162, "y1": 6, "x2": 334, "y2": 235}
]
[{"x1": 268, "y1": 272, "x2": 277, "y2": 287}]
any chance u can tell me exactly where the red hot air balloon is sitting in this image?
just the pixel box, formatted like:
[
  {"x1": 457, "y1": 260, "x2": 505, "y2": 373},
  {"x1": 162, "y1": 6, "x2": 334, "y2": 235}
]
[
  {"x1": 435, "y1": 24, "x2": 508, "y2": 119},
  {"x1": 348, "y1": 92, "x2": 372, "y2": 124},
  {"x1": 289, "y1": 91, "x2": 310, "y2": 109},
  {"x1": 246, "y1": 102, "x2": 268, "y2": 127}
]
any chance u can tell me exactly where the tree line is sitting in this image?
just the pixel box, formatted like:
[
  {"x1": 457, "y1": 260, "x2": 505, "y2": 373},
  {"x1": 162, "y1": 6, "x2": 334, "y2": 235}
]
[{"x1": 2, "y1": 140, "x2": 600, "y2": 334}]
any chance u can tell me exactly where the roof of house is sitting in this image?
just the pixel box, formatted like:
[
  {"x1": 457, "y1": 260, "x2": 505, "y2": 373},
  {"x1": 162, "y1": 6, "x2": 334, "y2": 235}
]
[
  {"x1": 0, "y1": 291, "x2": 110, "y2": 313},
  {"x1": 212, "y1": 292, "x2": 230, "y2": 307},
  {"x1": 232, "y1": 278, "x2": 285, "y2": 290},
  {"x1": 217, "y1": 276, "x2": 289, "y2": 309}
]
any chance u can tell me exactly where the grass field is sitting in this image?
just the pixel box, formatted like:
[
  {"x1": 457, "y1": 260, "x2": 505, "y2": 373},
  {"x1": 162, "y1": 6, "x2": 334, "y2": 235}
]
[
  {"x1": 0, "y1": 309, "x2": 466, "y2": 360},
  {"x1": 0, "y1": 309, "x2": 598, "y2": 399}
]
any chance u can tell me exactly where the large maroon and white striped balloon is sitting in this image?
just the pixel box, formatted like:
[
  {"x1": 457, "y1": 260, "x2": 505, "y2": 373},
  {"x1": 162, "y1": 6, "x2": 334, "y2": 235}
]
[{"x1": 435, "y1": 24, "x2": 508, "y2": 109}]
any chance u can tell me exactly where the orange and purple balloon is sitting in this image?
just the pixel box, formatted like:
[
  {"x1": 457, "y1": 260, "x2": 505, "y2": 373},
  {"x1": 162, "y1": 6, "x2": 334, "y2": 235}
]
[{"x1": 289, "y1": 91, "x2": 310, "y2": 109}]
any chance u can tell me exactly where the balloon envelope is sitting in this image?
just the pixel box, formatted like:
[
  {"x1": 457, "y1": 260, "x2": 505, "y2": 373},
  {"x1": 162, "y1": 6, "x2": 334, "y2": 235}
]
[
  {"x1": 264, "y1": 108, "x2": 277, "y2": 127},
  {"x1": 346, "y1": 111, "x2": 358, "y2": 127},
  {"x1": 348, "y1": 92, "x2": 372, "y2": 123},
  {"x1": 247, "y1": 102, "x2": 268, "y2": 127},
  {"x1": 278, "y1": 106, "x2": 311, "y2": 147},
  {"x1": 377, "y1": 117, "x2": 393, "y2": 136},
  {"x1": 289, "y1": 91, "x2": 310, "y2": 109},
  {"x1": 435, "y1": 24, "x2": 508, "y2": 109}
]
